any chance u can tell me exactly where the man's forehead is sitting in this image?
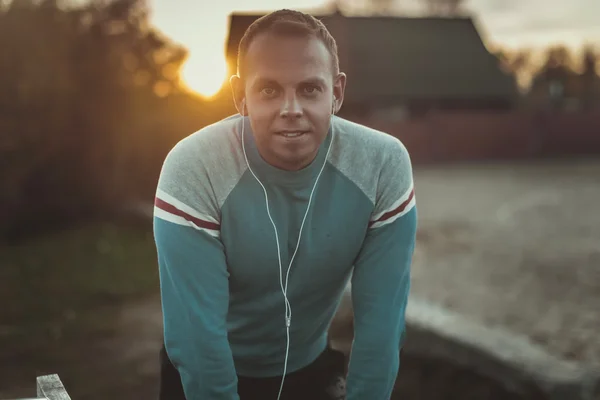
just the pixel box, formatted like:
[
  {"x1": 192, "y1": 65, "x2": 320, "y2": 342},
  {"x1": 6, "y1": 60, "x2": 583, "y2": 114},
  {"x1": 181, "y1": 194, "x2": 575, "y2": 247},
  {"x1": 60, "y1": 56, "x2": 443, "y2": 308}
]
[{"x1": 244, "y1": 32, "x2": 333, "y2": 75}]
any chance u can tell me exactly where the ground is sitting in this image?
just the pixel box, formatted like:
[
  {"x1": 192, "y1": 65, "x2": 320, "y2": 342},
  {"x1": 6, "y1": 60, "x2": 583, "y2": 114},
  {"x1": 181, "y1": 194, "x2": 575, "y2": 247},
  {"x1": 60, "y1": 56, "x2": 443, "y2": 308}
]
[
  {"x1": 411, "y1": 158, "x2": 600, "y2": 367},
  {"x1": 1, "y1": 158, "x2": 599, "y2": 399}
]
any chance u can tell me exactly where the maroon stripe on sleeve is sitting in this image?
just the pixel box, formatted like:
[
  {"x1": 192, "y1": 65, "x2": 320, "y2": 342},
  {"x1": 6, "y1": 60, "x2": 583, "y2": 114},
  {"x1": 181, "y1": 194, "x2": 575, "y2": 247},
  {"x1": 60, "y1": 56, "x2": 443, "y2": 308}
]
[
  {"x1": 155, "y1": 197, "x2": 220, "y2": 231},
  {"x1": 369, "y1": 189, "x2": 414, "y2": 227}
]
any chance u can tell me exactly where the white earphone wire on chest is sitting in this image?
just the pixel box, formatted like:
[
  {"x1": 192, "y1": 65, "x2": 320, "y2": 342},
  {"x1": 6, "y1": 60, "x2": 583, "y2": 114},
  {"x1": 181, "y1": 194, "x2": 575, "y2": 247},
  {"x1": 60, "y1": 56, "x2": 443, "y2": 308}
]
[{"x1": 239, "y1": 98, "x2": 336, "y2": 400}]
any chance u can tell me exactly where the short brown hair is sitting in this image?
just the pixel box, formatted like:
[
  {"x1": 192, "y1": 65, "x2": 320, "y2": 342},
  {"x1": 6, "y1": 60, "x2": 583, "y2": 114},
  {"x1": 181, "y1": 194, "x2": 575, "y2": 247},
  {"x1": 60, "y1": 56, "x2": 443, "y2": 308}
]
[{"x1": 236, "y1": 9, "x2": 339, "y2": 79}]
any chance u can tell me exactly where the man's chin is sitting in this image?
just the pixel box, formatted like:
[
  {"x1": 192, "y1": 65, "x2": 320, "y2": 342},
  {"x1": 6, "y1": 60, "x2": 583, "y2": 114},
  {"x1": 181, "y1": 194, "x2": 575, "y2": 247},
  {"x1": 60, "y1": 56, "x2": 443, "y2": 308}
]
[{"x1": 272, "y1": 148, "x2": 320, "y2": 171}]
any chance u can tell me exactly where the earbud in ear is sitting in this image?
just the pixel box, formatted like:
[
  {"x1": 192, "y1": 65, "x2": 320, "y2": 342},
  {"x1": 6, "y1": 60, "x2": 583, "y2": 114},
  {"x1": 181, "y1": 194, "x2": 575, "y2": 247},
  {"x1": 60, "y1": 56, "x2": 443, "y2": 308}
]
[
  {"x1": 240, "y1": 99, "x2": 246, "y2": 116},
  {"x1": 332, "y1": 97, "x2": 337, "y2": 115}
]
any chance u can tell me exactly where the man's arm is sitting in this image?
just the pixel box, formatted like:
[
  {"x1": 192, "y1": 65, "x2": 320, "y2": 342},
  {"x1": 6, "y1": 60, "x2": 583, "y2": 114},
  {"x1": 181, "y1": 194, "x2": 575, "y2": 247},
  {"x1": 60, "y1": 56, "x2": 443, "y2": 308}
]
[
  {"x1": 153, "y1": 142, "x2": 239, "y2": 400},
  {"x1": 346, "y1": 139, "x2": 417, "y2": 400}
]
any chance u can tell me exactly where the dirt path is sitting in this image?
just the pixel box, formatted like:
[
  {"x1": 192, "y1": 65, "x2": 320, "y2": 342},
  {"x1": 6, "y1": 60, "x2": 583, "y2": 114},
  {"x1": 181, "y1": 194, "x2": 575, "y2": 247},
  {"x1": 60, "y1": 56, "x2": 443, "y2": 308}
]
[{"x1": 410, "y1": 158, "x2": 600, "y2": 367}]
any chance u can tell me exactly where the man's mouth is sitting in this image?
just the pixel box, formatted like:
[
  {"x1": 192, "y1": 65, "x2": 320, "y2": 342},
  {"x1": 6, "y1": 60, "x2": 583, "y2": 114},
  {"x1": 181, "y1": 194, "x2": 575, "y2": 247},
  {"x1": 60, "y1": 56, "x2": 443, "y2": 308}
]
[{"x1": 277, "y1": 131, "x2": 308, "y2": 138}]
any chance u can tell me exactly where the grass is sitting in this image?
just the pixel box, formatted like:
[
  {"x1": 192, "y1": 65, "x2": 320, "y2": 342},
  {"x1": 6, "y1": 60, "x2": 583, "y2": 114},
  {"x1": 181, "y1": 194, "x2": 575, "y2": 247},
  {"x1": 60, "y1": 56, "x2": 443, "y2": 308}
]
[
  {"x1": 0, "y1": 220, "x2": 159, "y2": 353},
  {"x1": 0, "y1": 220, "x2": 160, "y2": 398}
]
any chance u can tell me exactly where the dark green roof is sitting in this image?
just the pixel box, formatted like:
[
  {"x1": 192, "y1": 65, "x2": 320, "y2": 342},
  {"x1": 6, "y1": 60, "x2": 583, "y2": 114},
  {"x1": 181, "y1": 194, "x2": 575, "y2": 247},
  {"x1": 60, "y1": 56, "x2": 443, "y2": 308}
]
[{"x1": 225, "y1": 13, "x2": 518, "y2": 104}]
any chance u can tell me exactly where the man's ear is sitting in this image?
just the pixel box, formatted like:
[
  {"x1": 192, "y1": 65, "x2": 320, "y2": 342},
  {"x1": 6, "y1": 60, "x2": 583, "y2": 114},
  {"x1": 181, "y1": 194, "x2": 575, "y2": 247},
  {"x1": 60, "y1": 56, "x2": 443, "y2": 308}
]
[
  {"x1": 332, "y1": 72, "x2": 347, "y2": 115},
  {"x1": 229, "y1": 75, "x2": 246, "y2": 116}
]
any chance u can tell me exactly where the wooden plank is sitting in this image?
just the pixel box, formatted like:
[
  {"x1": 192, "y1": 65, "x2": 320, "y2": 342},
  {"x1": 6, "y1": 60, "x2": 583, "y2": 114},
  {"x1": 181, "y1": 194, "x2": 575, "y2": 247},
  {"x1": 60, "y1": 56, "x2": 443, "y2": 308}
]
[{"x1": 36, "y1": 374, "x2": 71, "y2": 400}]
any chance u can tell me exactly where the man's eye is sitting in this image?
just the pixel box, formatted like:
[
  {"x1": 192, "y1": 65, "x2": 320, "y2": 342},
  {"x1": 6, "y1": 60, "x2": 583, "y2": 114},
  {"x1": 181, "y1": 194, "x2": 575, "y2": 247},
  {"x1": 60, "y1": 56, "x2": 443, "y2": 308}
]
[
  {"x1": 303, "y1": 85, "x2": 320, "y2": 94},
  {"x1": 261, "y1": 87, "x2": 277, "y2": 96}
]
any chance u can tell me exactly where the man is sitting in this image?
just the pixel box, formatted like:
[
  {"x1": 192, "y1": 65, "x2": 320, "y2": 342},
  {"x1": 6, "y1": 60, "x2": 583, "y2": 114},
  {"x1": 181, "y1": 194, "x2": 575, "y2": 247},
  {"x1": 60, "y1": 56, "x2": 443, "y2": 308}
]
[{"x1": 153, "y1": 8, "x2": 417, "y2": 400}]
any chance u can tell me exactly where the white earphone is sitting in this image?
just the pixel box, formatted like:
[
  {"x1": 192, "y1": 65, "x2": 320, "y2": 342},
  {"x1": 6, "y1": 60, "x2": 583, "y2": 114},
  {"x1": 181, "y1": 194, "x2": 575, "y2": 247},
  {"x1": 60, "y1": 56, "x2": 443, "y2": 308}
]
[{"x1": 239, "y1": 96, "x2": 336, "y2": 400}]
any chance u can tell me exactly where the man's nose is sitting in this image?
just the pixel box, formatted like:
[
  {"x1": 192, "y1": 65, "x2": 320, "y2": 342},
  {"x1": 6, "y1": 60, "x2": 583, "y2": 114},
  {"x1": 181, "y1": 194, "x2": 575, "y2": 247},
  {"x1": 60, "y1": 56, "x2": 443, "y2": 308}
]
[{"x1": 280, "y1": 95, "x2": 302, "y2": 118}]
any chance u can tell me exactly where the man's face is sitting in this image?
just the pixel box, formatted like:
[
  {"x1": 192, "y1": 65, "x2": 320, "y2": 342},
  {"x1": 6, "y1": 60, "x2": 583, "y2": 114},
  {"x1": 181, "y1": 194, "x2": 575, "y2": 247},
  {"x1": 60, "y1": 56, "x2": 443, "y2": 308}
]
[{"x1": 239, "y1": 33, "x2": 345, "y2": 171}]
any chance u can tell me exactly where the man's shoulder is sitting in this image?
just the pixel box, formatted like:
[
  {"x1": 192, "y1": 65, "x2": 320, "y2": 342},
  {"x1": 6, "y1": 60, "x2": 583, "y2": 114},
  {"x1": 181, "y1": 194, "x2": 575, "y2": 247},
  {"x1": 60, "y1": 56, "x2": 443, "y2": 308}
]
[
  {"x1": 158, "y1": 115, "x2": 246, "y2": 211},
  {"x1": 329, "y1": 117, "x2": 411, "y2": 206},
  {"x1": 332, "y1": 117, "x2": 410, "y2": 176},
  {"x1": 334, "y1": 117, "x2": 409, "y2": 163}
]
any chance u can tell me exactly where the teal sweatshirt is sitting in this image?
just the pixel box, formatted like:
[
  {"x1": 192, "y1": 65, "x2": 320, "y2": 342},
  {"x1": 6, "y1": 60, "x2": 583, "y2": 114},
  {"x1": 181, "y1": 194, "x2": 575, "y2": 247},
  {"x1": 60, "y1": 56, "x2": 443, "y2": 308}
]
[{"x1": 153, "y1": 114, "x2": 417, "y2": 400}]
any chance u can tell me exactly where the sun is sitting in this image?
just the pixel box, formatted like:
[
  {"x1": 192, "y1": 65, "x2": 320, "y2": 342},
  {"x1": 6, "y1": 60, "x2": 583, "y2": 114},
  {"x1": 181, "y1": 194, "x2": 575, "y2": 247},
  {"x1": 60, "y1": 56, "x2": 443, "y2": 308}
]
[{"x1": 181, "y1": 52, "x2": 229, "y2": 98}]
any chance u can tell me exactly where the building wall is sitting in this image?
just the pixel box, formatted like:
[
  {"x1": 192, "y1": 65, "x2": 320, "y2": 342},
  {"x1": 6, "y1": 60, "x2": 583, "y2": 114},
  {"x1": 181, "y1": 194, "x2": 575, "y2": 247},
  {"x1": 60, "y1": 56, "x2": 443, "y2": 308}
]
[{"x1": 350, "y1": 110, "x2": 600, "y2": 164}]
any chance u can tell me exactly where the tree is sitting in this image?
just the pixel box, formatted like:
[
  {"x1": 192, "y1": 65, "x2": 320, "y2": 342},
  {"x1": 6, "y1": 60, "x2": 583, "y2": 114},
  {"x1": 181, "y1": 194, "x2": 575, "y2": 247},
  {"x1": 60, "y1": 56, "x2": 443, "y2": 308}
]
[
  {"x1": 493, "y1": 47, "x2": 535, "y2": 90},
  {"x1": 581, "y1": 45, "x2": 598, "y2": 77},
  {"x1": 580, "y1": 45, "x2": 599, "y2": 108},
  {"x1": 535, "y1": 45, "x2": 576, "y2": 85},
  {"x1": 525, "y1": 45, "x2": 585, "y2": 109},
  {"x1": 0, "y1": 0, "x2": 204, "y2": 239}
]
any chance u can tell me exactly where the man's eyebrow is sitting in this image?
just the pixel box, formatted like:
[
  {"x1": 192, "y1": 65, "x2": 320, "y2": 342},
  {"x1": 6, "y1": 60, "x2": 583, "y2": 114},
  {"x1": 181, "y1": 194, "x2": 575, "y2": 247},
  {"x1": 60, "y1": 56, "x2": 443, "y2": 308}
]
[
  {"x1": 302, "y1": 77, "x2": 327, "y2": 86},
  {"x1": 250, "y1": 77, "x2": 327, "y2": 88},
  {"x1": 251, "y1": 77, "x2": 278, "y2": 88}
]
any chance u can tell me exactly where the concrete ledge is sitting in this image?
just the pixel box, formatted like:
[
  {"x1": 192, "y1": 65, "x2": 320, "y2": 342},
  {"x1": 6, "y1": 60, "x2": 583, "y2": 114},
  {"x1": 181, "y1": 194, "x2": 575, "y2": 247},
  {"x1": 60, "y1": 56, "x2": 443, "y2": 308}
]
[
  {"x1": 36, "y1": 374, "x2": 71, "y2": 400},
  {"x1": 405, "y1": 299, "x2": 599, "y2": 400},
  {"x1": 329, "y1": 291, "x2": 600, "y2": 400}
]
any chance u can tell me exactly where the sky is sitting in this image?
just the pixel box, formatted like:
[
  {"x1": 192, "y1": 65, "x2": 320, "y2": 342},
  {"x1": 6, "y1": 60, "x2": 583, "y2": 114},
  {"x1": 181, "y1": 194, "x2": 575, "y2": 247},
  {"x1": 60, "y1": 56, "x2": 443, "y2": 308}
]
[{"x1": 149, "y1": 0, "x2": 600, "y2": 97}]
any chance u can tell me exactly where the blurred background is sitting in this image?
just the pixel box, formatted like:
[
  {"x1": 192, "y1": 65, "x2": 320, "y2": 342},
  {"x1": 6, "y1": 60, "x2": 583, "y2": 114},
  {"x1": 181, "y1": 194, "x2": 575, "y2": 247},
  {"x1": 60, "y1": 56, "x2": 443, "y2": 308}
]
[{"x1": 1, "y1": 0, "x2": 599, "y2": 398}]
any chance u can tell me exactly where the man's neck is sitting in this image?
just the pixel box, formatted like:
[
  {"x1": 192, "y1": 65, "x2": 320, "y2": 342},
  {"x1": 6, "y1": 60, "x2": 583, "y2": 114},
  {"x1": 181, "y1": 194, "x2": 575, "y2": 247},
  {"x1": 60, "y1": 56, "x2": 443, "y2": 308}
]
[{"x1": 257, "y1": 147, "x2": 319, "y2": 172}]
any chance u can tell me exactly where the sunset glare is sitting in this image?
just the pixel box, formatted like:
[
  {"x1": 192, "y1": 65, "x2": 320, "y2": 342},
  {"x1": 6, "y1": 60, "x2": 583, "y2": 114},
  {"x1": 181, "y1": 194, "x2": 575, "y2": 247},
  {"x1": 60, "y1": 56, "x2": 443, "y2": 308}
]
[{"x1": 181, "y1": 52, "x2": 229, "y2": 98}]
